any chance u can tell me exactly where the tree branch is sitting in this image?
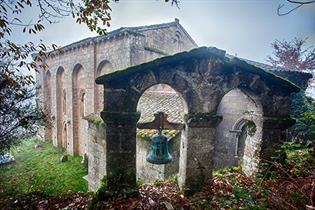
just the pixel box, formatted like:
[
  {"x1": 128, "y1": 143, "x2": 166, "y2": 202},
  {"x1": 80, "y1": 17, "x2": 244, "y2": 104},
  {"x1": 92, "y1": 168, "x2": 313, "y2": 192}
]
[{"x1": 278, "y1": 0, "x2": 315, "y2": 16}]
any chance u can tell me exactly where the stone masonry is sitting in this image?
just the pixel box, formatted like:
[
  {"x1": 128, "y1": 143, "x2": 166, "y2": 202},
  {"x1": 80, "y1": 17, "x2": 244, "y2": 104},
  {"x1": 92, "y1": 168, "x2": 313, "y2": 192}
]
[
  {"x1": 96, "y1": 47, "x2": 299, "y2": 193},
  {"x1": 36, "y1": 19, "x2": 197, "y2": 155},
  {"x1": 37, "y1": 19, "x2": 313, "y2": 193}
]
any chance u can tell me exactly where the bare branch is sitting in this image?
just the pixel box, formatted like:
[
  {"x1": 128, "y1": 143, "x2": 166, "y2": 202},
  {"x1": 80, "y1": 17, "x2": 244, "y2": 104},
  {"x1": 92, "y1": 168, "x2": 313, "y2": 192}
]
[{"x1": 277, "y1": 0, "x2": 315, "y2": 16}]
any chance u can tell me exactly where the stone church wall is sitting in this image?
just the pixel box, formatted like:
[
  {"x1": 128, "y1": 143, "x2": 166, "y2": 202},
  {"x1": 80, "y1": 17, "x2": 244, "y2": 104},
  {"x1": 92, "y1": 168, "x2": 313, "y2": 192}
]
[{"x1": 37, "y1": 19, "x2": 197, "y2": 157}]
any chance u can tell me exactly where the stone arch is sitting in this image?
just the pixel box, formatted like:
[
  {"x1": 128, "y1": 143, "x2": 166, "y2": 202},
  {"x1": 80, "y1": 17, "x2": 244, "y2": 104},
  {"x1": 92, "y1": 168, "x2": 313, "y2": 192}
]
[
  {"x1": 56, "y1": 67, "x2": 65, "y2": 148},
  {"x1": 214, "y1": 88, "x2": 263, "y2": 176},
  {"x1": 72, "y1": 63, "x2": 86, "y2": 155},
  {"x1": 96, "y1": 47, "x2": 298, "y2": 192},
  {"x1": 136, "y1": 84, "x2": 186, "y2": 183},
  {"x1": 95, "y1": 60, "x2": 113, "y2": 112},
  {"x1": 44, "y1": 70, "x2": 52, "y2": 140},
  {"x1": 136, "y1": 83, "x2": 189, "y2": 114},
  {"x1": 110, "y1": 70, "x2": 201, "y2": 114}
]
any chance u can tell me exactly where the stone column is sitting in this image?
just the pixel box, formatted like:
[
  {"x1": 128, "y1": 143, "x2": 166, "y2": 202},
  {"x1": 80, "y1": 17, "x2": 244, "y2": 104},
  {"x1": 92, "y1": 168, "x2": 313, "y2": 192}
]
[
  {"x1": 260, "y1": 116, "x2": 295, "y2": 159},
  {"x1": 178, "y1": 113, "x2": 222, "y2": 194},
  {"x1": 101, "y1": 111, "x2": 140, "y2": 191}
]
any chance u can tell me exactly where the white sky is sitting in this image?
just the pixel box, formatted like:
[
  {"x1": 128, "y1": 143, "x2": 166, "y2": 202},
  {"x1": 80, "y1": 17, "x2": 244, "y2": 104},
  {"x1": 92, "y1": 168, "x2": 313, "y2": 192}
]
[{"x1": 11, "y1": 0, "x2": 315, "y2": 64}]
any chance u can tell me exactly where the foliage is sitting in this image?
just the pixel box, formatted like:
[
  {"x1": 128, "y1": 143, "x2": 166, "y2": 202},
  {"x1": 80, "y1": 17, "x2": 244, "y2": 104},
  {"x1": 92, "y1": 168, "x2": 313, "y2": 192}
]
[
  {"x1": 259, "y1": 142, "x2": 315, "y2": 178},
  {"x1": 137, "y1": 129, "x2": 177, "y2": 141},
  {"x1": 244, "y1": 120, "x2": 257, "y2": 137},
  {"x1": 0, "y1": 0, "x2": 178, "y2": 156},
  {"x1": 258, "y1": 142, "x2": 315, "y2": 209},
  {"x1": 2, "y1": 142, "x2": 314, "y2": 209},
  {"x1": 0, "y1": 69, "x2": 47, "y2": 154},
  {"x1": 0, "y1": 192, "x2": 90, "y2": 210},
  {"x1": 0, "y1": 137, "x2": 88, "y2": 200},
  {"x1": 290, "y1": 92, "x2": 315, "y2": 142},
  {"x1": 267, "y1": 37, "x2": 315, "y2": 71}
]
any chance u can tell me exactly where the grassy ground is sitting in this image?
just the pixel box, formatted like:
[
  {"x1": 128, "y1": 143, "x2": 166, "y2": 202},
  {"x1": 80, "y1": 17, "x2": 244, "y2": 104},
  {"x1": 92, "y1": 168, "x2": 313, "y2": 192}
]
[{"x1": 0, "y1": 138, "x2": 88, "y2": 199}]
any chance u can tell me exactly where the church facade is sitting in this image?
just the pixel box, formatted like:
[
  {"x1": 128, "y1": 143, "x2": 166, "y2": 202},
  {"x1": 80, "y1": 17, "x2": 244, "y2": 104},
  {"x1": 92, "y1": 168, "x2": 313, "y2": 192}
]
[{"x1": 36, "y1": 19, "x2": 197, "y2": 155}]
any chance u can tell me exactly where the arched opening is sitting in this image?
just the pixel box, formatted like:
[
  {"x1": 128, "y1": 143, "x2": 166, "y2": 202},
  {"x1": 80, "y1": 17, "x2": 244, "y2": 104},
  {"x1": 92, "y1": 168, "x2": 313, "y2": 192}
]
[
  {"x1": 214, "y1": 88, "x2": 262, "y2": 176},
  {"x1": 136, "y1": 84, "x2": 186, "y2": 183},
  {"x1": 56, "y1": 67, "x2": 65, "y2": 148},
  {"x1": 44, "y1": 70, "x2": 52, "y2": 140},
  {"x1": 95, "y1": 60, "x2": 113, "y2": 112},
  {"x1": 72, "y1": 64, "x2": 87, "y2": 155},
  {"x1": 173, "y1": 31, "x2": 182, "y2": 53}
]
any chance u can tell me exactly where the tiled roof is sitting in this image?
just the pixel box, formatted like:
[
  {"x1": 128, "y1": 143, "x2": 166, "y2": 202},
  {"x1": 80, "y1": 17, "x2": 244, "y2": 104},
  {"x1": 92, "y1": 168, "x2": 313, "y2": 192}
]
[
  {"x1": 137, "y1": 91, "x2": 184, "y2": 139},
  {"x1": 137, "y1": 91, "x2": 184, "y2": 124}
]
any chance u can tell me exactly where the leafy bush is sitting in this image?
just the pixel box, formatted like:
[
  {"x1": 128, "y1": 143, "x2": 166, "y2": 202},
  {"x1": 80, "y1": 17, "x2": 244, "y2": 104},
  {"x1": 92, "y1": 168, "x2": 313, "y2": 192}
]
[{"x1": 290, "y1": 92, "x2": 315, "y2": 143}]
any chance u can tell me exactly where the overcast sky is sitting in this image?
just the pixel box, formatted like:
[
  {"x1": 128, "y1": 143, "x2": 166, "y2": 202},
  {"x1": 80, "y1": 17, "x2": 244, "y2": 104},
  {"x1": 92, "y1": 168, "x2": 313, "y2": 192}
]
[{"x1": 12, "y1": 0, "x2": 315, "y2": 64}]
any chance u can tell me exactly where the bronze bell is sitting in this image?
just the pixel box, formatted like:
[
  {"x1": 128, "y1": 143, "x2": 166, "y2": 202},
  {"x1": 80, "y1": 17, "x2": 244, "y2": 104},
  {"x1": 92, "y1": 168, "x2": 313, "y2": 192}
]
[
  {"x1": 146, "y1": 134, "x2": 173, "y2": 164},
  {"x1": 137, "y1": 112, "x2": 183, "y2": 165}
]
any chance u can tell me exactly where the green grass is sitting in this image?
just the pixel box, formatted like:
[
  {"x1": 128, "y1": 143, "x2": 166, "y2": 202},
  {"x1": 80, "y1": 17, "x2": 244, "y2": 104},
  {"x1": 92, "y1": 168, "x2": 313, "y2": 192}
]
[{"x1": 0, "y1": 138, "x2": 88, "y2": 199}]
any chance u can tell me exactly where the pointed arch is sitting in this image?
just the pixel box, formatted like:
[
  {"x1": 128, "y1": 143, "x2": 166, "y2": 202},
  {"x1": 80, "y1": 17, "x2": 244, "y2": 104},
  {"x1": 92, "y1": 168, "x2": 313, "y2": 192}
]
[{"x1": 214, "y1": 88, "x2": 263, "y2": 176}]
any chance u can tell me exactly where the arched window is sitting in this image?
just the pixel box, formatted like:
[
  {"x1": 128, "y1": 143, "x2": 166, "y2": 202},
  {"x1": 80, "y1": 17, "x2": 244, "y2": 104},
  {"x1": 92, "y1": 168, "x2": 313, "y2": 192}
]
[
  {"x1": 214, "y1": 88, "x2": 262, "y2": 170},
  {"x1": 173, "y1": 32, "x2": 182, "y2": 52}
]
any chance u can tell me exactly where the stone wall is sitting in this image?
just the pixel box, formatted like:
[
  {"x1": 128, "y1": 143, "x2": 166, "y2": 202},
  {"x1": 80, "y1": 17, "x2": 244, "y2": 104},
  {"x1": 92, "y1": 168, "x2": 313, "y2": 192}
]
[
  {"x1": 87, "y1": 122, "x2": 106, "y2": 191},
  {"x1": 86, "y1": 118, "x2": 181, "y2": 191},
  {"x1": 36, "y1": 19, "x2": 197, "y2": 157},
  {"x1": 96, "y1": 47, "x2": 298, "y2": 192},
  {"x1": 214, "y1": 88, "x2": 263, "y2": 176}
]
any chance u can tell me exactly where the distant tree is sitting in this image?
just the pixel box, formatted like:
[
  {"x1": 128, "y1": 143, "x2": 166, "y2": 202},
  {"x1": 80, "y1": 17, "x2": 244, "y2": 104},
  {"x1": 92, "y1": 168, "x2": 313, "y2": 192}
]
[
  {"x1": 0, "y1": 66, "x2": 47, "y2": 154},
  {"x1": 268, "y1": 38, "x2": 315, "y2": 143},
  {"x1": 267, "y1": 38, "x2": 315, "y2": 71}
]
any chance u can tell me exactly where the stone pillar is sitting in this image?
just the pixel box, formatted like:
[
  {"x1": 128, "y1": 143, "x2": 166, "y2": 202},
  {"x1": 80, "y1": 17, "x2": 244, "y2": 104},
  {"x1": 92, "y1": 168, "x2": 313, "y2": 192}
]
[
  {"x1": 178, "y1": 113, "x2": 222, "y2": 194},
  {"x1": 101, "y1": 111, "x2": 140, "y2": 191},
  {"x1": 260, "y1": 116, "x2": 295, "y2": 159}
]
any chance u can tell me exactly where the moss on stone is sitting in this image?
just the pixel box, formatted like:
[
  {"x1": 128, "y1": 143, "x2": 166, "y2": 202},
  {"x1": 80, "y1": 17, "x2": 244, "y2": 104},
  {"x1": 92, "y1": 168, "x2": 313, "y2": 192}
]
[
  {"x1": 144, "y1": 46, "x2": 168, "y2": 56},
  {"x1": 83, "y1": 113, "x2": 104, "y2": 127},
  {"x1": 95, "y1": 47, "x2": 215, "y2": 86},
  {"x1": 185, "y1": 112, "x2": 223, "y2": 127},
  {"x1": 226, "y1": 57, "x2": 300, "y2": 93},
  {"x1": 101, "y1": 111, "x2": 141, "y2": 124},
  {"x1": 96, "y1": 46, "x2": 300, "y2": 94}
]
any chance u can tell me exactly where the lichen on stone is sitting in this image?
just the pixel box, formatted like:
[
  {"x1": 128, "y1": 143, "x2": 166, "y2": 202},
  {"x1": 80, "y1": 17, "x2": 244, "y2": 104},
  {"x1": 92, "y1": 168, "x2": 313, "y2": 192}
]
[{"x1": 83, "y1": 113, "x2": 104, "y2": 127}]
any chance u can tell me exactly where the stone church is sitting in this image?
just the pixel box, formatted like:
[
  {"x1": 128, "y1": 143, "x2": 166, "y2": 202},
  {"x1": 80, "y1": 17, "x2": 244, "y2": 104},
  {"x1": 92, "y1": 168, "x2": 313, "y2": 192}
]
[
  {"x1": 37, "y1": 19, "x2": 312, "y2": 191},
  {"x1": 36, "y1": 19, "x2": 197, "y2": 156}
]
